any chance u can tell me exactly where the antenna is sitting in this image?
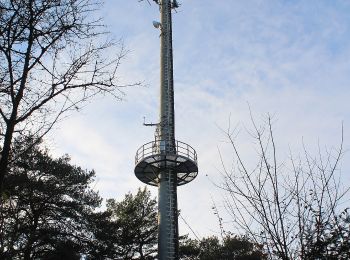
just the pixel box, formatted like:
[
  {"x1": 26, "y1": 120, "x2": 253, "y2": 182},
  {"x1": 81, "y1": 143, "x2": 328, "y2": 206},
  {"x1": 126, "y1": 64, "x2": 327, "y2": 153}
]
[
  {"x1": 143, "y1": 116, "x2": 158, "y2": 126},
  {"x1": 152, "y1": 20, "x2": 162, "y2": 29},
  {"x1": 134, "y1": 0, "x2": 198, "y2": 259}
]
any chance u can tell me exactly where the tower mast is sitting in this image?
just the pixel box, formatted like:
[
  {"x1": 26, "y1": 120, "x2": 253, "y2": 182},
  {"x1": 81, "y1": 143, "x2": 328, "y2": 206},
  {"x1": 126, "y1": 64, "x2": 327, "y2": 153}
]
[
  {"x1": 159, "y1": 0, "x2": 175, "y2": 149},
  {"x1": 135, "y1": 1, "x2": 198, "y2": 259}
]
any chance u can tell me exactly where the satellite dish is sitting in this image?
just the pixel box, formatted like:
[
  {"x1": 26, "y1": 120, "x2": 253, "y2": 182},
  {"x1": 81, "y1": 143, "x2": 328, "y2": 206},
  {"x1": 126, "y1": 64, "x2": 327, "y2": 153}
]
[{"x1": 152, "y1": 21, "x2": 161, "y2": 29}]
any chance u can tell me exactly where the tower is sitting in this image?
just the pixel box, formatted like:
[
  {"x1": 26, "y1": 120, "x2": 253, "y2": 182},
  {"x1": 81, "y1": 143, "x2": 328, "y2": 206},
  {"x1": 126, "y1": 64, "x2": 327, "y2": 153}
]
[{"x1": 134, "y1": 0, "x2": 198, "y2": 259}]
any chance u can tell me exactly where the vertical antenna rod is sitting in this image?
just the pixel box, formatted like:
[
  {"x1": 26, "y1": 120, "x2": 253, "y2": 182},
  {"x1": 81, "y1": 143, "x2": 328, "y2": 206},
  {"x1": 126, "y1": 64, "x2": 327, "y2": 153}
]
[{"x1": 134, "y1": 1, "x2": 198, "y2": 259}]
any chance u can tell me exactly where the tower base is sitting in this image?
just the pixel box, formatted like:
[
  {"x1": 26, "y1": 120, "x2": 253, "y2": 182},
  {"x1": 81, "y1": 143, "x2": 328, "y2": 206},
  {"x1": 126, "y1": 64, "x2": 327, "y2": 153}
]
[{"x1": 158, "y1": 169, "x2": 179, "y2": 260}]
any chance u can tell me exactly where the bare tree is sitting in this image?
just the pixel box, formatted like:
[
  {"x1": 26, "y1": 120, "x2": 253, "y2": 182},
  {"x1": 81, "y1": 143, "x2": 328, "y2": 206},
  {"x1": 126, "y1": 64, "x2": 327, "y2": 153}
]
[
  {"x1": 217, "y1": 114, "x2": 349, "y2": 259},
  {"x1": 0, "y1": 0, "x2": 138, "y2": 195}
]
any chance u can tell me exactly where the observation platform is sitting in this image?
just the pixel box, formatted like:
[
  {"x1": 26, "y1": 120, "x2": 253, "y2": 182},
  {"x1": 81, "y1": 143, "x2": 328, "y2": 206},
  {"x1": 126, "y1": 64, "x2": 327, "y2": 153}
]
[{"x1": 134, "y1": 140, "x2": 198, "y2": 186}]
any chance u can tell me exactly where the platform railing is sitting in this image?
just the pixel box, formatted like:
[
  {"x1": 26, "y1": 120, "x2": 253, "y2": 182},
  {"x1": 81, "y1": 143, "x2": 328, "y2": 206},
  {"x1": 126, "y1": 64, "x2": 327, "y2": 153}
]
[{"x1": 135, "y1": 140, "x2": 197, "y2": 165}]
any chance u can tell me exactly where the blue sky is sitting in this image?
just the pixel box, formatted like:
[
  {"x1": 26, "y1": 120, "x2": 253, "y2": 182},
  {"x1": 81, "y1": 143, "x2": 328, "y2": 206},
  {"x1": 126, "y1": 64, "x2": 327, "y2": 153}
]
[{"x1": 49, "y1": 0, "x2": 350, "y2": 238}]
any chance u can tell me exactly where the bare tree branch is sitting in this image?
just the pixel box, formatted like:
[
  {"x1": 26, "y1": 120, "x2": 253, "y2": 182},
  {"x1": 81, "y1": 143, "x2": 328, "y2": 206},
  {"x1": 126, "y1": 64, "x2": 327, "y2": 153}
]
[
  {"x1": 216, "y1": 114, "x2": 349, "y2": 259},
  {"x1": 0, "y1": 0, "x2": 140, "y2": 197}
]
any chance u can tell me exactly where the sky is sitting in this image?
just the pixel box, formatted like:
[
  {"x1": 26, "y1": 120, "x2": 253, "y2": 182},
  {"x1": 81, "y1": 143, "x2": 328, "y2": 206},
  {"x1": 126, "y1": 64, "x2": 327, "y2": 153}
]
[{"x1": 49, "y1": 0, "x2": 350, "y2": 238}]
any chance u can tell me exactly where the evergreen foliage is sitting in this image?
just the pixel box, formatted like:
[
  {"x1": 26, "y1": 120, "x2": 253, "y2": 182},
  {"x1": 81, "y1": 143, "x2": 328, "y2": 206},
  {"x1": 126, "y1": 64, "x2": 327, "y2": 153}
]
[
  {"x1": 0, "y1": 137, "x2": 101, "y2": 259},
  {"x1": 179, "y1": 235, "x2": 266, "y2": 260},
  {"x1": 0, "y1": 138, "x2": 158, "y2": 259}
]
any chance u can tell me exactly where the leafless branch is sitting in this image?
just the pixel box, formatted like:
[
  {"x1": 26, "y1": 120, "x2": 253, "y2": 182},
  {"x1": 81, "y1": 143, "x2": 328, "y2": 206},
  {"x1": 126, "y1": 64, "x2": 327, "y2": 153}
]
[{"x1": 216, "y1": 113, "x2": 348, "y2": 259}]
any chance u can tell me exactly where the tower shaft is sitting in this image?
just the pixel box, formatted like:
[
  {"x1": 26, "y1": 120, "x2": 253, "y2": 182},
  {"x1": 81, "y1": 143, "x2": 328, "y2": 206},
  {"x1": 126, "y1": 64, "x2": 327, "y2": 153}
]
[
  {"x1": 158, "y1": 169, "x2": 178, "y2": 259},
  {"x1": 159, "y1": 0, "x2": 175, "y2": 151},
  {"x1": 134, "y1": 1, "x2": 198, "y2": 259},
  {"x1": 158, "y1": 0, "x2": 178, "y2": 259}
]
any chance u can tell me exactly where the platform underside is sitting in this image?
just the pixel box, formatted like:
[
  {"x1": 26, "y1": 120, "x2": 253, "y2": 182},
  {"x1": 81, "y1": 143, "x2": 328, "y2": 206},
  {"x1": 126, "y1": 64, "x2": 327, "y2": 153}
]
[{"x1": 134, "y1": 154, "x2": 198, "y2": 186}]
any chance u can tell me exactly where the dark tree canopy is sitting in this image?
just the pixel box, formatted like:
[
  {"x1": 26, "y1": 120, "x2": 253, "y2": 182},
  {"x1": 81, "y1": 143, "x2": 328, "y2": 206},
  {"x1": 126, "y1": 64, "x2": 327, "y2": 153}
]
[
  {"x1": 0, "y1": 136, "x2": 102, "y2": 259},
  {"x1": 104, "y1": 187, "x2": 158, "y2": 259},
  {"x1": 179, "y1": 234, "x2": 266, "y2": 260},
  {"x1": 304, "y1": 208, "x2": 350, "y2": 259},
  {"x1": 0, "y1": 137, "x2": 158, "y2": 260}
]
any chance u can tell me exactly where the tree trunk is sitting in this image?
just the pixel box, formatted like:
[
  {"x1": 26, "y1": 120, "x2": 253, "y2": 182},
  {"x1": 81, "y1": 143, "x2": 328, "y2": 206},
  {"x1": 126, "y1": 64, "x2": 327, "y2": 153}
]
[{"x1": 0, "y1": 121, "x2": 15, "y2": 198}]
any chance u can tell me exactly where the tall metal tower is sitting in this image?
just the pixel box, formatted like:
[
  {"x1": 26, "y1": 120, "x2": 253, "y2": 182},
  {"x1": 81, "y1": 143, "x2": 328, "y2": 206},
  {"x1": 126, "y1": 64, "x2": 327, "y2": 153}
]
[{"x1": 134, "y1": 0, "x2": 198, "y2": 259}]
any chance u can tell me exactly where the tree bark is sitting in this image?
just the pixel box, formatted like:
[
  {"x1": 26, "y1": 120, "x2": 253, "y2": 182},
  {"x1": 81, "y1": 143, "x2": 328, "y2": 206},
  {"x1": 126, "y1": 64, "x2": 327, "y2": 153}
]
[{"x1": 0, "y1": 121, "x2": 16, "y2": 197}]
